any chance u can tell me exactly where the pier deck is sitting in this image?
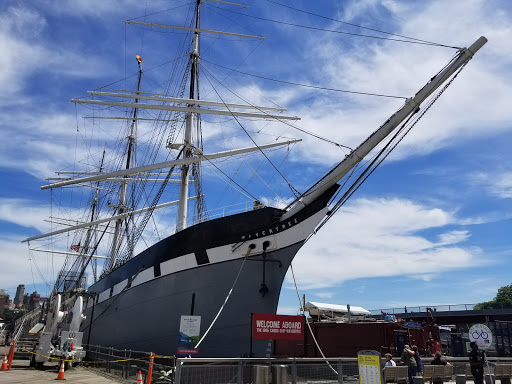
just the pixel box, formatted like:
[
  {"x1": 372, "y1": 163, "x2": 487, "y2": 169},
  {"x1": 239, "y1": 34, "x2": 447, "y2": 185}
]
[{"x1": 0, "y1": 346, "x2": 128, "y2": 384}]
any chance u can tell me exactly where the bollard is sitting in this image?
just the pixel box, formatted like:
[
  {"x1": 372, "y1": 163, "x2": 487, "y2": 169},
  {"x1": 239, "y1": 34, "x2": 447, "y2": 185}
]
[
  {"x1": 272, "y1": 365, "x2": 288, "y2": 384},
  {"x1": 456, "y1": 374, "x2": 467, "y2": 384},
  {"x1": 485, "y1": 374, "x2": 495, "y2": 384},
  {"x1": 147, "y1": 352, "x2": 155, "y2": 384},
  {"x1": 252, "y1": 365, "x2": 270, "y2": 384},
  {"x1": 7, "y1": 340, "x2": 15, "y2": 370}
]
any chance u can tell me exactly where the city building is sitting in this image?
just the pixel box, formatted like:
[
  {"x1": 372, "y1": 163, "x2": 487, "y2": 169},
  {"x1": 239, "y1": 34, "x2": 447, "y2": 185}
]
[
  {"x1": 28, "y1": 291, "x2": 41, "y2": 310},
  {"x1": 0, "y1": 290, "x2": 10, "y2": 311},
  {"x1": 13, "y1": 284, "x2": 25, "y2": 308}
]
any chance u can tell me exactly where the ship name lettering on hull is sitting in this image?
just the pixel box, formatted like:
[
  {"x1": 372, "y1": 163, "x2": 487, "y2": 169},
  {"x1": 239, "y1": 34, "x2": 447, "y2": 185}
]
[{"x1": 241, "y1": 218, "x2": 299, "y2": 241}]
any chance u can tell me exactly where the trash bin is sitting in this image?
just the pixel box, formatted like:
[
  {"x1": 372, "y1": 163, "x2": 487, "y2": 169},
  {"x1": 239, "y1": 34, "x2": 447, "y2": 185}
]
[
  {"x1": 413, "y1": 376, "x2": 425, "y2": 384},
  {"x1": 273, "y1": 365, "x2": 288, "y2": 384},
  {"x1": 253, "y1": 365, "x2": 270, "y2": 384}
]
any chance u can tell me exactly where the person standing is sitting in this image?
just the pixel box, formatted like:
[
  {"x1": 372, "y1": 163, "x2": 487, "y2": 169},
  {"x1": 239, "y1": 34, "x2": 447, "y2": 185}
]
[
  {"x1": 401, "y1": 345, "x2": 417, "y2": 384},
  {"x1": 412, "y1": 346, "x2": 423, "y2": 376},
  {"x1": 469, "y1": 342, "x2": 485, "y2": 384}
]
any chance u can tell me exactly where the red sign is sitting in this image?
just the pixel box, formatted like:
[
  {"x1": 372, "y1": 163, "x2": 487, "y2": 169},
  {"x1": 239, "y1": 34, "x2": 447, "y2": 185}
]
[
  {"x1": 177, "y1": 348, "x2": 199, "y2": 355},
  {"x1": 252, "y1": 314, "x2": 304, "y2": 340}
]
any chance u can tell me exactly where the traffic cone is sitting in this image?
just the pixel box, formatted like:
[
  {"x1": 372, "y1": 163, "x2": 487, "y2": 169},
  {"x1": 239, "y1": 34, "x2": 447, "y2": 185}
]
[
  {"x1": 0, "y1": 355, "x2": 7, "y2": 371},
  {"x1": 56, "y1": 360, "x2": 66, "y2": 380},
  {"x1": 137, "y1": 370, "x2": 143, "y2": 383}
]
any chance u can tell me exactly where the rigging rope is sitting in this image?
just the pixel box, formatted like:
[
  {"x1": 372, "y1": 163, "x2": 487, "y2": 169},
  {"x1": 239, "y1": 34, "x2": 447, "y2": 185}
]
[
  {"x1": 114, "y1": 156, "x2": 182, "y2": 269},
  {"x1": 312, "y1": 60, "x2": 470, "y2": 238},
  {"x1": 201, "y1": 59, "x2": 353, "y2": 150},
  {"x1": 262, "y1": 0, "x2": 461, "y2": 49},
  {"x1": 201, "y1": 66, "x2": 302, "y2": 198},
  {"x1": 290, "y1": 264, "x2": 338, "y2": 375},
  {"x1": 202, "y1": 59, "x2": 407, "y2": 100},
  {"x1": 194, "y1": 246, "x2": 253, "y2": 349}
]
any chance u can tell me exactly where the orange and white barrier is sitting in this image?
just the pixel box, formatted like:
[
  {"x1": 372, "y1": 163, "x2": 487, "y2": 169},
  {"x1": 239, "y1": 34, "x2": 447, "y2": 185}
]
[
  {"x1": 0, "y1": 355, "x2": 7, "y2": 371},
  {"x1": 56, "y1": 360, "x2": 66, "y2": 380}
]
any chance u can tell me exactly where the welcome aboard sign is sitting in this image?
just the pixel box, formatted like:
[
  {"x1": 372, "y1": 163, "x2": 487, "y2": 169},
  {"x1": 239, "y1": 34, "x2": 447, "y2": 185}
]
[{"x1": 252, "y1": 313, "x2": 304, "y2": 340}]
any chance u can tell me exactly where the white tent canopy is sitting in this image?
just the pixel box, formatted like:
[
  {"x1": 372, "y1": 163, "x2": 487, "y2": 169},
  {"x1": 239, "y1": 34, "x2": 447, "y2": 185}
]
[{"x1": 305, "y1": 302, "x2": 371, "y2": 317}]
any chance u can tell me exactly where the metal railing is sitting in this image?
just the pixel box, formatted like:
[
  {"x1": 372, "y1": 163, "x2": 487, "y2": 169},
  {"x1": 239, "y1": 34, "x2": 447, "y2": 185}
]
[
  {"x1": 12, "y1": 307, "x2": 42, "y2": 340},
  {"x1": 82, "y1": 344, "x2": 512, "y2": 384},
  {"x1": 191, "y1": 201, "x2": 267, "y2": 226},
  {"x1": 175, "y1": 357, "x2": 512, "y2": 384},
  {"x1": 85, "y1": 344, "x2": 176, "y2": 383},
  {"x1": 369, "y1": 304, "x2": 477, "y2": 315},
  {"x1": 176, "y1": 357, "x2": 355, "y2": 384}
]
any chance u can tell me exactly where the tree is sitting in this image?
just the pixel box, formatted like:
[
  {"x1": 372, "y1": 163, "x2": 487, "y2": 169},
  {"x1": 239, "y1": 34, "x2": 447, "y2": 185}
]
[
  {"x1": 0, "y1": 309, "x2": 26, "y2": 330},
  {"x1": 474, "y1": 283, "x2": 512, "y2": 310}
]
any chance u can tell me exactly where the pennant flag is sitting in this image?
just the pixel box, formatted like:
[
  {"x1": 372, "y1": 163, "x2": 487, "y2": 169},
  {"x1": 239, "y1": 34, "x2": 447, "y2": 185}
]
[
  {"x1": 71, "y1": 244, "x2": 80, "y2": 252},
  {"x1": 136, "y1": 55, "x2": 142, "y2": 64}
]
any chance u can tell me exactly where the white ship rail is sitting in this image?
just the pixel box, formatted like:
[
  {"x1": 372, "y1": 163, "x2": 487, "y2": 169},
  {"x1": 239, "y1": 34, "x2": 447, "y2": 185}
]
[{"x1": 191, "y1": 201, "x2": 269, "y2": 225}]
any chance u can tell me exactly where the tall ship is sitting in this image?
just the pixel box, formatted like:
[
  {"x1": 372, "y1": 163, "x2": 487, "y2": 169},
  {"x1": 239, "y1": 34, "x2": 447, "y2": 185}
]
[{"x1": 22, "y1": 1, "x2": 486, "y2": 358}]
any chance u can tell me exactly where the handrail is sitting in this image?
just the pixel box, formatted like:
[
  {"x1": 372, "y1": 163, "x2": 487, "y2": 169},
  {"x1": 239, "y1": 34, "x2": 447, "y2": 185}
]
[{"x1": 370, "y1": 303, "x2": 478, "y2": 315}]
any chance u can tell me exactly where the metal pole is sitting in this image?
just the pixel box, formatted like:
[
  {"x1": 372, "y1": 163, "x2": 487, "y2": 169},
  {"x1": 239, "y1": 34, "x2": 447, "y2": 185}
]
[
  {"x1": 237, "y1": 361, "x2": 243, "y2": 384},
  {"x1": 175, "y1": 359, "x2": 182, "y2": 384},
  {"x1": 483, "y1": 352, "x2": 494, "y2": 384},
  {"x1": 123, "y1": 349, "x2": 127, "y2": 379},
  {"x1": 338, "y1": 360, "x2": 344, "y2": 384},
  {"x1": 250, "y1": 313, "x2": 253, "y2": 357},
  {"x1": 107, "y1": 346, "x2": 112, "y2": 373}
]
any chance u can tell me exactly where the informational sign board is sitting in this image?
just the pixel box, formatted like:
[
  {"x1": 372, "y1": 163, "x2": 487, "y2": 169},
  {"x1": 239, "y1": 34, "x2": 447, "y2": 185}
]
[
  {"x1": 60, "y1": 331, "x2": 83, "y2": 351},
  {"x1": 177, "y1": 348, "x2": 199, "y2": 355},
  {"x1": 252, "y1": 314, "x2": 304, "y2": 340},
  {"x1": 358, "y1": 350, "x2": 382, "y2": 384},
  {"x1": 179, "y1": 315, "x2": 201, "y2": 344},
  {"x1": 469, "y1": 323, "x2": 493, "y2": 350}
]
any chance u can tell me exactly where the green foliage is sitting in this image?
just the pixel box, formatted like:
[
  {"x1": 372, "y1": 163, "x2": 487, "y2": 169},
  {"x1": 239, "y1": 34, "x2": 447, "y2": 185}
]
[
  {"x1": 474, "y1": 284, "x2": 512, "y2": 310},
  {"x1": 0, "y1": 309, "x2": 26, "y2": 323}
]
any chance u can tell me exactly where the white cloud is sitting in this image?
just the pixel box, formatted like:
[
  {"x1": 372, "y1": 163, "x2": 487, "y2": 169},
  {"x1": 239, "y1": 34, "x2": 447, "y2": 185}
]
[
  {"x1": 473, "y1": 171, "x2": 512, "y2": 199},
  {"x1": 0, "y1": 198, "x2": 51, "y2": 233},
  {"x1": 435, "y1": 230, "x2": 470, "y2": 246},
  {"x1": 287, "y1": 197, "x2": 482, "y2": 289},
  {"x1": 0, "y1": 235, "x2": 64, "y2": 298},
  {"x1": 274, "y1": 0, "x2": 512, "y2": 169},
  {"x1": 314, "y1": 292, "x2": 334, "y2": 299},
  {"x1": 0, "y1": 4, "x2": 117, "y2": 112}
]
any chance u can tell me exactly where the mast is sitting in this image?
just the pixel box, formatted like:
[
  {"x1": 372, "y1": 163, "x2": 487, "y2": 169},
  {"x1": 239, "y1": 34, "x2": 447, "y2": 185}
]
[
  {"x1": 108, "y1": 65, "x2": 142, "y2": 269},
  {"x1": 177, "y1": 0, "x2": 200, "y2": 232},
  {"x1": 81, "y1": 149, "x2": 106, "y2": 283}
]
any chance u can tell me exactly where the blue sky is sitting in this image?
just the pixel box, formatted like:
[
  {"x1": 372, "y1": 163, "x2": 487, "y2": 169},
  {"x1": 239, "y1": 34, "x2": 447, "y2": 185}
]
[{"x1": 0, "y1": 0, "x2": 511, "y2": 316}]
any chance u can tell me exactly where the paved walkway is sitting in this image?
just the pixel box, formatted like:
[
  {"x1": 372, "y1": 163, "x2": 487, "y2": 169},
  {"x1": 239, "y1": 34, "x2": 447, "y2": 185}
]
[{"x1": 0, "y1": 358, "x2": 130, "y2": 383}]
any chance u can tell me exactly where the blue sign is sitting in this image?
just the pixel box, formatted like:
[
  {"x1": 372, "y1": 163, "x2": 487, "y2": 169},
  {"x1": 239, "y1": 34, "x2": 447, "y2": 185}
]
[{"x1": 402, "y1": 321, "x2": 422, "y2": 329}]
